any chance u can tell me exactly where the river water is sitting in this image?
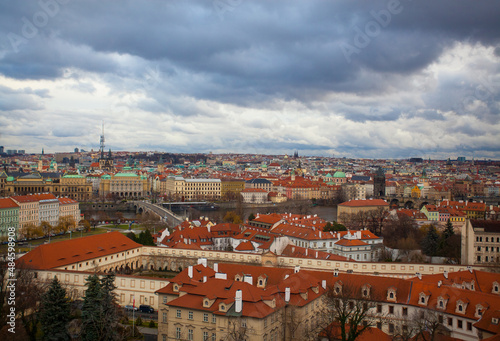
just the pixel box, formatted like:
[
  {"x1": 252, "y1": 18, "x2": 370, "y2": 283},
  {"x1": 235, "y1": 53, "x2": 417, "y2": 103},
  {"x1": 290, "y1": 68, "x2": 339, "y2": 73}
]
[
  {"x1": 183, "y1": 204, "x2": 338, "y2": 223},
  {"x1": 89, "y1": 203, "x2": 338, "y2": 224}
]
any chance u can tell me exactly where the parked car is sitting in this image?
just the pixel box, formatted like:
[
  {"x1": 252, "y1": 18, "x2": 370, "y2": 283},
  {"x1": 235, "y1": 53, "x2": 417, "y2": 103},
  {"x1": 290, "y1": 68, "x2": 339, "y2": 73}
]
[
  {"x1": 139, "y1": 305, "x2": 154, "y2": 313},
  {"x1": 124, "y1": 305, "x2": 138, "y2": 311}
]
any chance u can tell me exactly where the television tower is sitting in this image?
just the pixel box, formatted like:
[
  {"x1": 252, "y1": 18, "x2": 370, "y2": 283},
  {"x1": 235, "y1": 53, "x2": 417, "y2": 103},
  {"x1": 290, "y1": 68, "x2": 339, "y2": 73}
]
[{"x1": 100, "y1": 121, "x2": 105, "y2": 159}]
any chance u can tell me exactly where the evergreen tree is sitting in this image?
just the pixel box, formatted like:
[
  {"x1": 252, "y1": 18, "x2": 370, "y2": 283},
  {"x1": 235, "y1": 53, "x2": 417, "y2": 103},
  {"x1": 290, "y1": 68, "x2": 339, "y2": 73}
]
[
  {"x1": 126, "y1": 232, "x2": 137, "y2": 242},
  {"x1": 80, "y1": 274, "x2": 103, "y2": 341},
  {"x1": 99, "y1": 274, "x2": 119, "y2": 341},
  {"x1": 421, "y1": 225, "x2": 439, "y2": 257},
  {"x1": 443, "y1": 219, "x2": 455, "y2": 240},
  {"x1": 81, "y1": 274, "x2": 120, "y2": 341},
  {"x1": 248, "y1": 213, "x2": 256, "y2": 221},
  {"x1": 324, "y1": 221, "x2": 347, "y2": 232},
  {"x1": 39, "y1": 277, "x2": 71, "y2": 341},
  {"x1": 138, "y1": 229, "x2": 155, "y2": 246}
]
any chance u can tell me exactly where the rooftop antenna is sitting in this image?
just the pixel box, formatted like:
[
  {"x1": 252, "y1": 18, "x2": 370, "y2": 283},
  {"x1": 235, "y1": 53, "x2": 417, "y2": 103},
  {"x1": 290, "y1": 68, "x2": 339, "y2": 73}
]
[{"x1": 100, "y1": 121, "x2": 105, "y2": 158}]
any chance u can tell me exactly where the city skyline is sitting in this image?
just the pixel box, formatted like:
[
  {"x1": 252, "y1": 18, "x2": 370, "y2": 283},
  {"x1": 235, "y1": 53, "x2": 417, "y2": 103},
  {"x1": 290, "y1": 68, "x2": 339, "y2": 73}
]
[{"x1": 1, "y1": 1, "x2": 500, "y2": 159}]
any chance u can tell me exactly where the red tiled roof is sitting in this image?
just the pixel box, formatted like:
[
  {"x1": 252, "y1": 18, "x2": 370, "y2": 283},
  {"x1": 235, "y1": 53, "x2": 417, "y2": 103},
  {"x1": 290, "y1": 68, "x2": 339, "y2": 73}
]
[
  {"x1": 58, "y1": 197, "x2": 78, "y2": 205},
  {"x1": 335, "y1": 239, "x2": 367, "y2": 246},
  {"x1": 0, "y1": 198, "x2": 19, "y2": 209},
  {"x1": 339, "y1": 199, "x2": 389, "y2": 207},
  {"x1": 16, "y1": 231, "x2": 141, "y2": 270},
  {"x1": 235, "y1": 240, "x2": 255, "y2": 251}
]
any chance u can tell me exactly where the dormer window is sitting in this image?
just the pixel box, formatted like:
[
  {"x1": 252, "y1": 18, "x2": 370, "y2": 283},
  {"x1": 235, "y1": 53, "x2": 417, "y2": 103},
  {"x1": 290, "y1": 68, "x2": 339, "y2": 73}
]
[
  {"x1": 387, "y1": 287, "x2": 397, "y2": 301},
  {"x1": 456, "y1": 299, "x2": 469, "y2": 314},
  {"x1": 439, "y1": 301, "x2": 444, "y2": 308},
  {"x1": 492, "y1": 282, "x2": 499, "y2": 294},
  {"x1": 361, "y1": 284, "x2": 371, "y2": 298},
  {"x1": 173, "y1": 284, "x2": 179, "y2": 292},
  {"x1": 334, "y1": 281, "x2": 343, "y2": 295},
  {"x1": 418, "y1": 292, "x2": 430, "y2": 306}
]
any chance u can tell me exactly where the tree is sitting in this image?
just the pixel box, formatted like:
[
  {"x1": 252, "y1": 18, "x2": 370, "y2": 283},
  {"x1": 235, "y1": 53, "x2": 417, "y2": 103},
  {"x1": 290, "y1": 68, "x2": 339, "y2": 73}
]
[
  {"x1": 223, "y1": 211, "x2": 242, "y2": 224},
  {"x1": 405, "y1": 310, "x2": 449, "y2": 341},
  {"x1": 138, "y1": 229, "x2": 155, "y2": 246},
  {"x1": 316, "y1": 282, "x2": 375, "y2": 341},
  {"x1": 248, "y1": 213, "x2": 256, "y2": 221},
  {"x1": 421, "y1": 225, "x2": 439, "y2": 257},
  {"x1": 81, "y1": 273, "x2": 119, "y2": 341},
  {"x1": 81, "y1": 274, "x2": 102, "y2": 341},
  {"x1": 324, "y1": 221, "x2": 347, "y2": 232},
  {"x1": 126, "y1": 232, "x2": 137, "y2": 243},
  {"x1": 57, "y1": 216, "x2": 76, "y2": 234},
  {"x1": 40, "y1": 221, "x2": 53, "y2": 236},
  {"x1": 13, "y1": 264, "x2": 46, "y2": 341},
  {"x1": 81, "y1": 219, "x2": 91, "y2": 233},
  {"x1": 443, "y1": 219, "x2": 454, "y2": 240},
  {"x1": 383, "y1": 214, "x2": 420, "y2": 249},
  {"x1": 39, "y1": 277, "x2": 71, "y2": 341}
]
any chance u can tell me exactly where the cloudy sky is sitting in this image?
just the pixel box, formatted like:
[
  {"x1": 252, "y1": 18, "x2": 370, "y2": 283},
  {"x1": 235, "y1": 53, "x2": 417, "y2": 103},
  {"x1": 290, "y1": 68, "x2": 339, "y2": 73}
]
[{"x1": 0, "y1": 0, "x2": 499, "y2": 159}]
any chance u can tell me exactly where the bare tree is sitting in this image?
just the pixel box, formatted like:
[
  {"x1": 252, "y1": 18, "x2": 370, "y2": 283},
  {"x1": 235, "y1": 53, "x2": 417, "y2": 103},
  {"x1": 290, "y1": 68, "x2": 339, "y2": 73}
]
[
  {"x1": 224, "y1": 316, "x2": 250, "y2": 341},
  {"x1": 283, "y1": 305, "x2": 307, "y2": 340},
  {"x1": 395, "y1": 309, "x2": 449, "y2": 341},
  {"x1": 315, "y1": 281, "x2": 375, "y2": 341}
]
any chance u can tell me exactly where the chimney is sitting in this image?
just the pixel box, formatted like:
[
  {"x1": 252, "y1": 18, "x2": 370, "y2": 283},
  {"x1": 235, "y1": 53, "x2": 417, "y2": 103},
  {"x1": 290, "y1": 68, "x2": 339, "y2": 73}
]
[
  {"x1": 203, "y1": 276, "x2": 207, "y2": 283},
  {"x1": 292, "y1": 246, "x2": 295, "y2": 253},
  {"x1": 294, "y1": 265, "x2": 300, "y2": 273},
  {"x1": 305, "y1": 249, "x2": 308, "y2": 256},
  {"x1": 285, "y1": 287, "x2": 290, "y2": 302},
  {"x1": 207, "y1": 225, "x2": 211, "y2": 233},
  {"x1": 244, "y1": 275, "x2": 253, "y2": 285},
  {"x1": 188, "y1": 266, "x2": 193, "y2": 279},
  {"x1": 319, "y1": 231, "x2": 322, "y2": 238},
  {"x1": 235, "y1": 290, "x2": 243, "y2": 313},
  {"x1": 197, "y1": 258, "x2": 207, "y2": 267},
  {"x1": 214, "y1": 263, "x2": 219, "y2": 272},
  {"x1": 322, "y1": 280, "x2": 326, "y2": 289},
  {"x1": 416, "y1": 272, "x2": 422, "y2": 280},
  {"x1": 315, "y1": 251, "x2": 318, "y2": 259},
  {"x1": 443, "y1": 270, "x2": 448, "y2": 279},
  {"x1": 438, "y1": 280, "x2": 442, "y2": 288},
  {"x1": 284, "y1": 274, "x2": 289, "y2": 279},
  {"x1": 215, "y1": 273, "x2": 227, "y2": 280}
]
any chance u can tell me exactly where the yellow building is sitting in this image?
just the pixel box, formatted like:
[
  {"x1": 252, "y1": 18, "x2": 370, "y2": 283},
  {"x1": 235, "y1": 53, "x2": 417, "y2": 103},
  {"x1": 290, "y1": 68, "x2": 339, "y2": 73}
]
[
  {"x1": 53, "y1": 174, "x2": 93, "y2": 201},
  {"x1": 221, "y1": 179, "x2": 245, "y2": 200},
  {"x1": 156, "y1": 263, "x2": 326, "y2": 341},
  {"x1": 99, "y1": 172, "x2": 149, "y2": 199},
  {"x1": 3, "y1": 173, "x2": 92, "y2": 201},
  {"x1": 11, "y1": 195, "x2": 40, "y2": 231},
  {"x1": 165, "y1": 176, "x2": 221, "y2": 201}
]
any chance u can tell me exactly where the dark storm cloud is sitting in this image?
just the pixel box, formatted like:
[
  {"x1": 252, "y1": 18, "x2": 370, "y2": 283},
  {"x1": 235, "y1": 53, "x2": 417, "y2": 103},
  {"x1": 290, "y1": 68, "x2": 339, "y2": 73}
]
[
  {"x1": 2, "y1": 0, "x2": 499, "y2": 99},
  {"x1": 0, "y1": 0, "x2": 499, "y2": 157}
]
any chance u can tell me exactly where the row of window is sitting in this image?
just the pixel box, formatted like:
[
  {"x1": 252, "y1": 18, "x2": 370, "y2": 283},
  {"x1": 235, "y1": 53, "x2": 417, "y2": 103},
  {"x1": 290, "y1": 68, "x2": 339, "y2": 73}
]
[
  {"x1": 477, "y1": 246, "x2": 500, "y2": 252},
  {"x1": 476, "y1": 236, "x2": 500, "y2": 243},
  {"x1": 171, "y1": 328, "x2": 215, "y2": 341},
  {"x1": 176, "y1": 309, "x2": 217, "y2": 324}
]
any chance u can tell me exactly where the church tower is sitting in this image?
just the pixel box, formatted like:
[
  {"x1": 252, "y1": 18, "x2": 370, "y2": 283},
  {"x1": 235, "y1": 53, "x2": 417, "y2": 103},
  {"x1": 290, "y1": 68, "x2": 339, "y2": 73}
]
[{"x1": 373, "y1": 167, "x2": 386, "y2": 198}]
